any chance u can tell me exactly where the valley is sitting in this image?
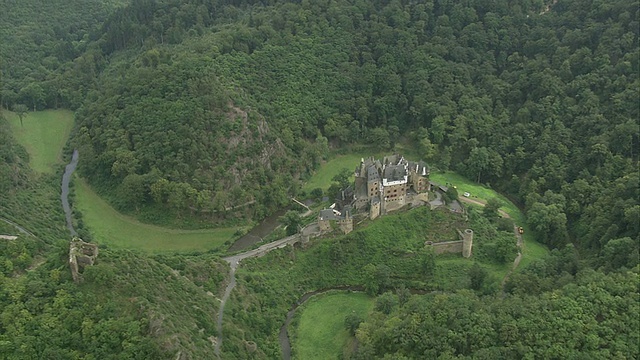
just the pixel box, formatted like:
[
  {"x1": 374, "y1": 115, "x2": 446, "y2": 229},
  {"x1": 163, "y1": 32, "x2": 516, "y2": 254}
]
[{"x1": 0, "y1": 0, "x2": 637, "y2": 359}]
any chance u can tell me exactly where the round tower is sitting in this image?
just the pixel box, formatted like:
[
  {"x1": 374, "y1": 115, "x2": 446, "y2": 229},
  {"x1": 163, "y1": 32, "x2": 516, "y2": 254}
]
[{"x1": 462, "y1": 229, "x2": 473, "y2": 258}]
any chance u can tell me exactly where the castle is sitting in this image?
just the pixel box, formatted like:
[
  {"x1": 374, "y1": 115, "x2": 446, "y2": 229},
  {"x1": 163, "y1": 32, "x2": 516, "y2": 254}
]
[
  {"x1": 315, "y1": 154, "x2": 473, "y2": 257},
  {"x1": 317, "y1": 206, "x2": 353, "y2": 234},
  {"x1": 317, "y1": 154, "x2": 430, "y2": 234},
  {"x1": 353, "y1": 154, "x2": 430, "y2": 219}
]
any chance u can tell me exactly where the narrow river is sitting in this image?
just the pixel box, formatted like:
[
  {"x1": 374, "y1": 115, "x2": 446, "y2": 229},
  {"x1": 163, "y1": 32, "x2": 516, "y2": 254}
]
[
  {"x1": 227, "y1": 209, "x2": 286, "y2": 252},
  {"x1": 278, "y1": 286, "x2": 364, "y2": 360},
  {"x1": 61, "y1": 149, "x2": 79, "y2": 237}
]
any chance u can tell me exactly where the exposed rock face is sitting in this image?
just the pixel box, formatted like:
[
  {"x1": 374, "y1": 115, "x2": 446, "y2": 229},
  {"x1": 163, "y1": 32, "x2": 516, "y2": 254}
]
[{"x1": 69, "y1": 237, "x2": 98, "y2": 282}]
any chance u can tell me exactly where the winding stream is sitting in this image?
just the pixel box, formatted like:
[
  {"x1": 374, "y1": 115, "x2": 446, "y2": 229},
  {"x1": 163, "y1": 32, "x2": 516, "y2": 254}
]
[
  {"x1": 279, "y1": 286, "x2": 364, "y2": 360},
  {"x1": 228, "y1": 209, "x2": 286, "y2": 252},
  {"x1": 61, "y1": 149, "x2": 79, "y2": 237}
]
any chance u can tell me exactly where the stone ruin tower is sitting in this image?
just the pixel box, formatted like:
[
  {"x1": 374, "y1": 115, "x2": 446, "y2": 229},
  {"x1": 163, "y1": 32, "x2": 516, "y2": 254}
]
[
  {"x1": 69, "y1": 237, "x2": 99, "y2": 282},
  {"x1": 462, "y1": 229, "x2": 473, "y2": 258}
]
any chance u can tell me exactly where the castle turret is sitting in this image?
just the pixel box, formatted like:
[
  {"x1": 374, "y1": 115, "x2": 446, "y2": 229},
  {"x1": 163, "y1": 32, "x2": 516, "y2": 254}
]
[{"x1": 462, "y1": 229, "x2": 473, "y2": 258}]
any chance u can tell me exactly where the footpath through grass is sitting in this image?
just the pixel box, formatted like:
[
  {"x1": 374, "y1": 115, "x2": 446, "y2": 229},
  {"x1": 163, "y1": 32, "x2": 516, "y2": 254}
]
[
  {"x1": 75, "y1": 178, "x2": 237, "y2": 253},
  {"x1": 6, "y1": 109, "x2": 74, "y2": 173},
  {"x1": 293, "y1": 292, "x2": 373, "y2": 360},
  {"x1": 430, "y1": 171, "x2": 548, "y2": 266}
]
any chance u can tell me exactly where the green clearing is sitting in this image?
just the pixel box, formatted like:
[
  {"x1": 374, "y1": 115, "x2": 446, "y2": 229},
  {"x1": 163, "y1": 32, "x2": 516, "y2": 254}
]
[
  {"x1": 430, "y1": 172, "x2": 521, "y2": 217},
  {"x1": 430, "y1": 171, "x2": 549, "y2": 264},
  {"x1": 5, "y1": 109, "x2": 74, "y2": 173},
  {"x1": 293, "y1": 292, "x2": 373, "y2": 360},
  {"x1": 302, "y1": 150, "x2": 384, "y2": 192},
  {"x1": 74, "y1": 178, "x2": 237, "y2": 253}
]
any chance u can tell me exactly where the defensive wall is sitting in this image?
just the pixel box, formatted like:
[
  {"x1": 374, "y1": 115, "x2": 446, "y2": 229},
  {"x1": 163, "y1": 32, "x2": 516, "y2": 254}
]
[{"x1": 425, "y1": 229, "x2": 473, "y2": 258}]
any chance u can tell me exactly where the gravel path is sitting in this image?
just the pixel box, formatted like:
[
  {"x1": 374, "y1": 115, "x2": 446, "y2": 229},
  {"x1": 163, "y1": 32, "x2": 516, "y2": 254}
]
[
  {"x1": 457, "y1": 196, "x2": 524, "y2": 290},
  {"x1": 0, "y1": 217, "x2": 36, "y2": 237}
]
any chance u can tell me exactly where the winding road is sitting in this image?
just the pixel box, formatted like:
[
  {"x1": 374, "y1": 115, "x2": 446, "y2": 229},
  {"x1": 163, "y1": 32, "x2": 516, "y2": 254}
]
[
  {"x1": 214, "y1": 194, "x2": 525, "y2": 358},
  {"x1": 214, "y1": 224, "x2": 321, "y2": 357}
]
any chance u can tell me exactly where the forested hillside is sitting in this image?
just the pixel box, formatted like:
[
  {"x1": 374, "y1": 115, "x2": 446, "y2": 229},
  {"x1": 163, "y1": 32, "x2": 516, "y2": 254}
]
[
  {"x1": 0, "y1": 0, "x2": 126, "y2": 110},
  {"x1": 0, "y1": 109, "x2": 231, "y2": 359},
  {"x1": 353, "y1": 266, "x2": 638, "y2": 359},
  {"x1": 48, "y1": 0, "x2": 637, "y2": 257},
  {"x1": 0, "y1": 0, "x2": 638, "y2": 358}
]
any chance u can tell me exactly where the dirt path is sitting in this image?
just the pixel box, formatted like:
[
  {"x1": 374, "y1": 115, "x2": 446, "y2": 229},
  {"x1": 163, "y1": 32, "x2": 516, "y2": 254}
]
[
  {"x1": 0, "y1": 217, "x2": 36, "y2": 237},
  {"x1": 501, "y1": 228, "x2": 524, "y2": 291},
  {"x1": 457, "y1": 196, "x2": 523, "y2": 289},
  {"x1": 458, "y1": 196, "x2": 510, "y2": 218},
  {"x1": 214, "y1": 224, "x2": 321, "y2": 358}
]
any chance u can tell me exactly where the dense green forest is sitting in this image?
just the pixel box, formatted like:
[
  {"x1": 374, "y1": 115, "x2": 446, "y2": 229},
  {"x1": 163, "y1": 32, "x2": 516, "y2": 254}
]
[
  {"x1": 0, "y1": 110, "x2": 231, "y2": 358},
  {"x1": 0, "y1": 0, "x2": 126, "y2": 110},
  {"x1": 353, "y1": 265, "x2": 638, "y2": 359},
  {"x1": 3, "y1": 0, "x2": 636, "y2": 255},
  {"x1": 63, "y1": 0, "x2": 639, "y2": 258},
  {"x1": 0, "y1": 0, "x2": 638, "y2": 358}
]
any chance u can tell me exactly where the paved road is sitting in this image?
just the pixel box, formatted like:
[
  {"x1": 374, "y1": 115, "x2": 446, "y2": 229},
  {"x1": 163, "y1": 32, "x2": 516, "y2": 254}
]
[
  {"x1": 214, "y1": 223, "x2": 321, "y2": 358},
  {"x1": 214, "y1": 195, "x2": 524, "y2": 356}
]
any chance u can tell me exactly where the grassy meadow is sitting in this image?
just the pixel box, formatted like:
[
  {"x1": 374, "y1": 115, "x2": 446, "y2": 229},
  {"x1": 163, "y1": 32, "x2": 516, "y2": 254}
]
[
  {"x1": 302, "y1": 150, "x2": 384, "y2": 192},
  {"x1": 293, "y1": 292, "x2": 373, "y2": 360},
  {"x1": 74, "y1": 178, "x2": 237, "y2": 253},
  {"x1": 5, "y1": 109, "x2": 74, "y2": 173}
]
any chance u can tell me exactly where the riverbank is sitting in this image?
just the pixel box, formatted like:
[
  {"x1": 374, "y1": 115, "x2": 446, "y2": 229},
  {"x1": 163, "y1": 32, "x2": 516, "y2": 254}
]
[
  {"x1": 5, "y1": 109, "x2": 74, "y2": 174},
  {"x1": 74, "y1": 178, "x2": 237, "y2": 253},
  {"x1": 283, "y1": 289, "x2": 371, "y2": 360}
]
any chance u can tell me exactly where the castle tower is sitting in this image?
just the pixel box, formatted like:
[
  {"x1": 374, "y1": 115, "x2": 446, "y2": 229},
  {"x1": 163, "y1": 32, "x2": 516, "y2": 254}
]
[{"x1": 462, "y1": 229, "x2": 473, "y2": 258}]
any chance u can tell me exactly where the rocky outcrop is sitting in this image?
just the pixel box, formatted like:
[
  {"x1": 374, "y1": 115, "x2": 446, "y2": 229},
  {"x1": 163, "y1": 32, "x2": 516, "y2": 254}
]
[{"x1": 69, "y1": 237, "x2": 98, "y2": 282}]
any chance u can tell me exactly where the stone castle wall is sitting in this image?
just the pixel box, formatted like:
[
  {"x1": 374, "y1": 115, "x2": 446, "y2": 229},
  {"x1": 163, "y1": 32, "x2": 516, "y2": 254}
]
[
  {"x1": 426, "y1": 229, "x2": 473, "y2": 257},
  {"x1": 428, "y1": 240, "x2": 464, "y2": 255}
]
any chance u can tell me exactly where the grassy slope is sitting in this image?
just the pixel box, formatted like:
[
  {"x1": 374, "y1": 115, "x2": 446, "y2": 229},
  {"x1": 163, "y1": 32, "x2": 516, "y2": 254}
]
[
  {"x1": 5, "y1": 109, "x2": 74, "y2": 173},
  {"x1": 75, "y1": 178, "x2": 237, "y2": 253},
  {"x1": 302, "y1": 150, "x2": 384, "y2": 192},
  {"x1": 293, "y1": 292, "x2": 373, "y2": 360},
  {"x1": 430, "y1": 171, "x2": 549, "y2": 268},
  {"x1": 304, "y1": 155, "x2": 548, "y2": 269}
]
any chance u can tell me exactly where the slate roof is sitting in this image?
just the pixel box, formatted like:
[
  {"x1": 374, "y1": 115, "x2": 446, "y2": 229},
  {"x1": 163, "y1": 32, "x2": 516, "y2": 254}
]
[
  {"x1": 367, "y1": 165, "x2": 380, "y2": 181},
  {"x1": 383, "y1": 164, "x2": 407, "y2": 182},
  {"x1": 319, "y1": 209, "x2": 338, "y2": 221}
]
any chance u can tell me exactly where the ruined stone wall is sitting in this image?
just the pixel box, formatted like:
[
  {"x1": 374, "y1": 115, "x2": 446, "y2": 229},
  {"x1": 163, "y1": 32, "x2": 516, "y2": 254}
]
[
  {"x1": 428, "y1": 240, "x2": 464, "y2": 255},
  {"x1": 462, "y1": 229, "x2": 473, "y2": 258},
  {"x1": 69, "y1": 237, "x2": 98, "y2": 282}
]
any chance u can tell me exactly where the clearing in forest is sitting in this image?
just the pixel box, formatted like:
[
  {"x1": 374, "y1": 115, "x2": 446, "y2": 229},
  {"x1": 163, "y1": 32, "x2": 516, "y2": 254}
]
[
  {"x1": 293, "y1": 292, "x2": 373, "y2": 360},
  {"x1": 6, "y1": 109, "x2": 74, "y2": 173},
  {"x1": 430, "y1": 171, "x2": 548, "y2": 268},
  {"x1": 74, "y1": 178, "x2": 237, "y2": 253},
  {"x1": 302, "y1": 150, "x2": 383, "y2": 192}
]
